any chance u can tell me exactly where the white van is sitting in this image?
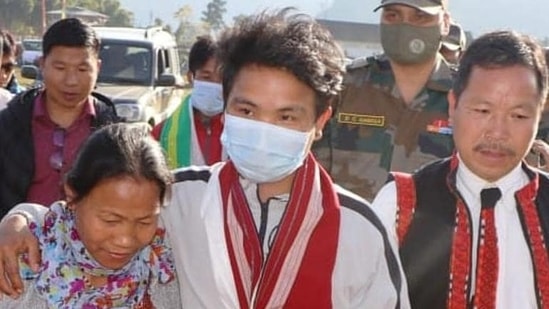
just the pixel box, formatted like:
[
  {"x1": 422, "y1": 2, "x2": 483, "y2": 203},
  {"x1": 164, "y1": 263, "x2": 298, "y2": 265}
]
[{"x1": 21, "y1": 39, "x2": 42, "y2": 65}]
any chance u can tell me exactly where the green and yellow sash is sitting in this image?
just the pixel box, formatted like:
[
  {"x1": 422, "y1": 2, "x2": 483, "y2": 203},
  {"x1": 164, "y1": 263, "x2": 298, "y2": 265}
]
[{"x1": 160, "y1": 94, "x2": 193, "y2": 168}]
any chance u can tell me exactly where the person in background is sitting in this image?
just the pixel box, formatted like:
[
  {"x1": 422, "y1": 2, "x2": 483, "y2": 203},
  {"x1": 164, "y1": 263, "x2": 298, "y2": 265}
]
[
  {"x1": 0, "y1": 32, "x2": 14, "y2": 109},
  {"x1": 313, "y1": 0, "x2": 455, "y2": 201},
  {"x1": 440, "y1": 21, "x2": 467, "y2": 64},
  {"x1": 98, "y1": 44, "x2": 135, "y2": 79},
  {"x1": 152, "y1": 35, "x2": 225, "y2": 168},
  {"x1": 372, "y1": 30, "x2": 549, "y2": 308},
  {"x1": 0, "y1": 9, "x2": 410, "y2": 308},
  {"x1": 0, "y1": 123, "x2": 180, "y2": 308},
  {"x1": 0, "y1": 30, "x2": 24, "y2": 95},
  {"x1": 0, "y1": 18, "x2": 120, "y2": 219},
  {"x1": 528, "y1": 48, "x2": 549, "y2": 169}
]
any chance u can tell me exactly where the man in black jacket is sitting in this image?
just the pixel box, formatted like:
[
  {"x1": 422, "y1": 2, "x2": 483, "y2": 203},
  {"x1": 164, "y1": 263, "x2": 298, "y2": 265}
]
[{"x1": 0, "y1": 18, "x2": 119, "y2": 218}]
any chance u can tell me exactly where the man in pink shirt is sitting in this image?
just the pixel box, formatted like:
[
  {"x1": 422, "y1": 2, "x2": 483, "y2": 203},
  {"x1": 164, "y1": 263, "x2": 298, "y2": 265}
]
[{"x1": 0, "y1": 18, "x2": 119, "y2": 218}]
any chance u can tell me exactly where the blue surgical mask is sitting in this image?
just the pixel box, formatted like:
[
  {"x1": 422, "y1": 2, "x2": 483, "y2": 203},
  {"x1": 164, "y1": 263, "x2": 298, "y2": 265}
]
[
  {"x1": 190, "y1": 80, "x2": 224, "y2": 116},
  {"x1": 220, "y1": 114, "x2": 312, "y2": 183}
]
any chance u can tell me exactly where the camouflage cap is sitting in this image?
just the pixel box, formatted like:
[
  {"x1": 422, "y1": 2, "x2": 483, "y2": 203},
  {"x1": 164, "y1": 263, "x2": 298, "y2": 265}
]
[
  {"x1": 442, "y1": 23, "x2": 466, "y2": 51},
  {"x1": 374, "y1": 0, "x2": 446, "y2": 15}
]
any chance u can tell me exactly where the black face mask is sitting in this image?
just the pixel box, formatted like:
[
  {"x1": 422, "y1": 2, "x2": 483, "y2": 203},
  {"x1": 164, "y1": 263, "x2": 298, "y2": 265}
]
[{"x1": 381, "y1": 23, "x2": 442, "y2": 65}]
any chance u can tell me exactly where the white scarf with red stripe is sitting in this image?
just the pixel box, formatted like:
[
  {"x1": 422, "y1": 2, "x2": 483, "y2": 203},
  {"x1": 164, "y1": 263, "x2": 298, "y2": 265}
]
[{"x1": 218, "y1": 154, "x2": 341, "y2": 308}]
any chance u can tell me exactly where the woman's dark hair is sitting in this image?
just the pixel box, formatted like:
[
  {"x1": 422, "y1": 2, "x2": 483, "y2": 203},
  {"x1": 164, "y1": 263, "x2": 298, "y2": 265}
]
[
  {"x1": 65, "y1": 123, "x2": 172, "y2": 204},
  {"x1": 217, "y1": 8, "x2": 345, "y2": 118}
]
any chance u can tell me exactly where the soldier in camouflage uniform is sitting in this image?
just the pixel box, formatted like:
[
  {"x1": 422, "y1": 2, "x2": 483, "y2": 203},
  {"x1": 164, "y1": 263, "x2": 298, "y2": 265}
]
[
  {"x1": 440, "y1": 21, "x2": 467, "y2": 64},
  {"x1": 314, "y1": 0, "x2": 455, "y2": 201}
]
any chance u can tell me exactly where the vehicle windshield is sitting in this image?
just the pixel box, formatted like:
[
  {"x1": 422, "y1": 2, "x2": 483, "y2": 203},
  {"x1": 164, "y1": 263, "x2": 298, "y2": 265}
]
[
  {"x1": 98, "y1": 42, "x2": 152, "y2": 86},
  {"x1": 22, "y1": 40, "x2": 42, "y2": 51}
]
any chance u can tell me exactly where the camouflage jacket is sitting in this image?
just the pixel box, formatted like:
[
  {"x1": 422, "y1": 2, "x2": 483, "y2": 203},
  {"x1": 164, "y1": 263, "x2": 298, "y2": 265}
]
[{"x1": 313, "y1": 54, "x2": 456, "y2": 201}]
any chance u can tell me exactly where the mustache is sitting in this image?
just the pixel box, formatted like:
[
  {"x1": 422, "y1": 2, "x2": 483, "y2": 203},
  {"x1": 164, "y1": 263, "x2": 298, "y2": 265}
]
[{"x1": 473, "y1": 142, "x2": 516, "y2": 156}]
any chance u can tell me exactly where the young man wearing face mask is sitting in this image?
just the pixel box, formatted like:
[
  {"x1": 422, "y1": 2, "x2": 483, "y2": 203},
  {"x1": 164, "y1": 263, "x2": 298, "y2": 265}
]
[
  {"x1": 166, "y1": 10, "x2": 409, "y2": 308},
  {"x1": 152, "y1": 35, "x2": 225, "y2": 168},
  {"x1": 313, "y1": 0, "x2": 455, "y2": 201},
  {"x1": 0, "y1": 9, "x2": 410, "y2": 308}
]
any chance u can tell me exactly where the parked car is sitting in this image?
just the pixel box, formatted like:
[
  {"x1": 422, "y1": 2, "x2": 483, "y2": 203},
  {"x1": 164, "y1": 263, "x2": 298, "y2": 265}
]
[
  {"x1": 20, "y1": 39, "x2": 42, "y2": 65},
  {"x1": 21, "y1": 26, "x2": 186, "y2": 126}
]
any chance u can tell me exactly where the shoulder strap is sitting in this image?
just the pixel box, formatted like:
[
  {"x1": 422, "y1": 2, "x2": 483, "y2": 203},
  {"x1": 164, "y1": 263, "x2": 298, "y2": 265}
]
[{"x1": 391, "y1": 172, "x2": 417, "y2": 246}]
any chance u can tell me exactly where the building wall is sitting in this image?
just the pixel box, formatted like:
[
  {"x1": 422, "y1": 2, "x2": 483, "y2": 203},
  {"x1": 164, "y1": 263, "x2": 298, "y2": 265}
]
[{"x1": 338, "y1": 41, "x2": 383, "y2": 59}]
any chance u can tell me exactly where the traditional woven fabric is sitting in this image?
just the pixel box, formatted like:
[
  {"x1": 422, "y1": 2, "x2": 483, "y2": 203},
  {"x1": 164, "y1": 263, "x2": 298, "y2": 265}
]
[
  {"x1": 473, "y1": 188, "x2": 501, "y2": 309},
  {"x1": 218, "y1": 154, "x2": 341, "y2": 308},
  {"x1": 393, "y1": 155, "x2": 549, "y2": 308}
]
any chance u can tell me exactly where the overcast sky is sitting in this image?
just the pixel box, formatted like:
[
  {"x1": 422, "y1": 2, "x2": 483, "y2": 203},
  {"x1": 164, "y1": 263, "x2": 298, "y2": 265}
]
[{"x1": 120, "y1": 0, "x2": 549, "y2": 40}]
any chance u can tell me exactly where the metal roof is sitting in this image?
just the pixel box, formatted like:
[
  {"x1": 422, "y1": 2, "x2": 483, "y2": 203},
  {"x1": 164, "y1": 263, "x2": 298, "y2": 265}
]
[
  {"x1": 317, "y1": 19, "x2": 380, "y2": 43},
  {"x1": 47, "y1": 6, "x2": 108, "y2": 19},
  {"x1": 93, "y1": 26, "x2": 176, "y2": 47}
]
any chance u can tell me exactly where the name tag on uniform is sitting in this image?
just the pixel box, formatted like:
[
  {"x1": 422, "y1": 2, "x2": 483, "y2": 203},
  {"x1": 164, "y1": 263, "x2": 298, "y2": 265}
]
[{"x1": 338, "y1": 113, "x2": 385, "y2": 127}]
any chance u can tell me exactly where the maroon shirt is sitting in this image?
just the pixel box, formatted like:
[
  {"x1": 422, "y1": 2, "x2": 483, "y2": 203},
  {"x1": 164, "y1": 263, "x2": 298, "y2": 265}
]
[
  {"x1": 26, "y1": 93, "x2": 95, "y2": 206},
  {"x1": 194, "y1": 111, "x2": 223, "y2": 165}
]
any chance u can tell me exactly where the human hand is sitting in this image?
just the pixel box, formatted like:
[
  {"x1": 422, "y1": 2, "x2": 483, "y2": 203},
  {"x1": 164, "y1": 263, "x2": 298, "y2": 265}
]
[{"x1": 0, "y1": 214, "x2": 40, "y2": 298}]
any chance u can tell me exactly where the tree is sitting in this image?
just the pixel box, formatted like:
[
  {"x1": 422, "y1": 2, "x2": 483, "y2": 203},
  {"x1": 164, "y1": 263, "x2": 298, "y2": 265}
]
[
  {"x1": 151, "y1": 18, "x2": 172, "y2": 33},
  {"x1": 1, "y1": 0, "x2": 133, "y2": 37},
  {"x1": 201, "y1": 0, "x2": 226, "y2": 32},
  {"x1": 0, "y1": 0, "x2": 36, "y2": 34},
  {"x1": 102, "y1": 1, "x2": 133, "y2": 27},
  {"x1": 153, "y1": 18, "x2": 164, "y2": 27},
  {"x1": 232, "y1": 14, "x2": 249, "y2": 26},
  {"x1": 174, "y1": 4, "x2": 209, "y2": 67},
  {"x1": 74, "y1": 0, "x2": 133, "y2": 27}
]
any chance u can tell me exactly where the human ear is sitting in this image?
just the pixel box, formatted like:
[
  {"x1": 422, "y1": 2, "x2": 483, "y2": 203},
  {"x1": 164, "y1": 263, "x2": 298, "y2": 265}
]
[
  {"x1": 63, "y1": 184, "x2": 77, "y2": 210},
  {"x1": 314, "y1": 106, "x2": 333, "y2": 141}
]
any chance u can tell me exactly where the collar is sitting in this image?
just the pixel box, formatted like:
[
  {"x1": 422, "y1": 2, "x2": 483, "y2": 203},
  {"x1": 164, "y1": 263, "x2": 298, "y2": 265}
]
[
  {"x1": 369, "y1": 54, "x2": 454, "y2": 111},
  {"x1": 456, "y1": 153, "x2": 528, "y2": 211},
  {"x1": 372, "y1": 53, "x2": 454, "y2": 92},
  {"x1": 33, "y1": 92, "x2": 97, "y2": 124},
  {"x1": 193, "y1": 108, "x2": 223, "y2": 123},
  {"x1": 426, "y1": 54, "x2": 455, "y2": 92},
  {"x1": 239, "y1": 176, "x2": 291, "y2": 205}
]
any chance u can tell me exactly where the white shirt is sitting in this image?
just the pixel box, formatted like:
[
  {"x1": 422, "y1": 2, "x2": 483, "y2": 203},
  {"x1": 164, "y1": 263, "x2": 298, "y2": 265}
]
[
  {"x1": 0, "y1": 89, "x2": 13, "y2": 110},
  {"x1": 162, "y1": 162, "x2": 410, "y2": 308},
  {"x1": 372, "y1": 160, "x2": 538, "y2": 309}
]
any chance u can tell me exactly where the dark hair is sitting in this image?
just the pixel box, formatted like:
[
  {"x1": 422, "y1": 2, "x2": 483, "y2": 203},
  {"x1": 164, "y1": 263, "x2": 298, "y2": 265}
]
[
  {"x1": 453, "y1": 30, "x2": 548, "y2": 104},
  {"x1": 65, "y1": 123, "x2": 173, "y2": 205},
  {"x1": 0, "y1": 30, "x2": 18, "y2": 58},
  {"x1": 217, "y1": 8, "x2": 345, "y2": 118},
  {"x1": 188, "y1": 35, "x2": 217, "y2": 76},
  {"x1": 42, "y1": 18, "x2": 100, "y2": 57}
]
